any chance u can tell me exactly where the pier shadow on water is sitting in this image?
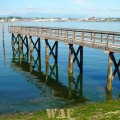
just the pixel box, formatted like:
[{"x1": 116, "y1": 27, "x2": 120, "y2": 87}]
[{"x1": 11, "y1": 45, "x2": 87, "y2": 103}]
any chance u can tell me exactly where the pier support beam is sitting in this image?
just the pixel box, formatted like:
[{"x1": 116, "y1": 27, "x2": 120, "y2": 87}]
[
  {"x1": 29, "y1": 36, "x2": 41, "y2": 72},
  {"x1": 29, "y1": 36, "x2": 41, "y2": 56},
  {"x1": 11, "y1": 34, "x2": 29, "y2": 54},
  {"x1": 18, "y1": 34, "x2": 22, "y2": 53},
  {"x1": 45, "y1": 39, "x2": 49, "y2": 63},
  {"x1": 68, "y1": 44, "x2": 83, "y2": 99},
  {"x1": 11, "y1": 34, "x2": 41, "y2": 72},
  {"x1": 68, "y1": 44, "x2": 83, "y2": 72},
  {"x1": 45, "y1": 40, "x2": 58, "y2": 82},
  {"x1": 68, "y1": 44, "x2": 73, "y2": 74},
  {"x1": 106, "y1": 91, "x2": 113, "y2": 100},
  {"x1": 11, "y1": 33, "x2": 20, "y2": 63},
  {"x1": 19, "y1": 35, "x2": 29, "y2": 54},
  {"x1": 45, "y1": 39, "x2": 58, "y2": 64},
  {"x1": 11, "y1": 33, "x2": 19, "y2": 51},
  {"x1": 106, "y1": 54, "x2": 114, "y2": 92},
  {"x1": 106, "y1": 52, "x2": 120, "y2": 92}
]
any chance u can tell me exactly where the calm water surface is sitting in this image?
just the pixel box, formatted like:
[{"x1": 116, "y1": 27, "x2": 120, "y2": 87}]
[{"x1": 0, "y1": 22, "x2": 120, "y2": 114}]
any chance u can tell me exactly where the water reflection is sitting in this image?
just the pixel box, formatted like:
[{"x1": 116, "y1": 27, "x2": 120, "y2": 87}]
[
  {"x1": 68, "y1": 68, "x2": 84, "y2": 101},
  {"x1": 2, "y1": 22, "x2": 6, "y2": 64},
  {"x1": 10, "y1": 33, "x2": 120, "y2": 104},
  {"x1": 11, "y1": 46, "x2": 87, "y2": 103},
  {"x1": 11, "y1": 46, "x2": 120, "y2": 104}
]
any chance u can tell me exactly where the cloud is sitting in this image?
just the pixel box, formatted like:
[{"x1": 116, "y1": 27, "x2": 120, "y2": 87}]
[
  {"x1": 25, "y1": 6, "x2": 38, "y2": 11},
  {"x1": 108, "y1": 7, "x2": 120, "y2": 11},
  {"x1": 0, "y1": 9, "x2": 15, "y2": 16},
  {"x1": 0, "y1": 7, "x2": 100, "y2": 17},
  {"x1": 72, "y1": 0, "x2": 83, "y2": 1},
  {"x1": 83, "y1": 8, "x2": 100, "y2": 11},
  {"x1": 72, "y1": 0, "x2": 84, "y2": 3}
]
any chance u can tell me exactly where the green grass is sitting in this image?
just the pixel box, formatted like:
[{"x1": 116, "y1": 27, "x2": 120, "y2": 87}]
[{"x1": 0, "y1": 100, "x2": 120, "y2": 120}]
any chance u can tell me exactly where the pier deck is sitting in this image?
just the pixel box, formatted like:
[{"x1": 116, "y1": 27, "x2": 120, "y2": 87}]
[{"x1": 9, "y1": 26, "x2": 120, "y2": 53}]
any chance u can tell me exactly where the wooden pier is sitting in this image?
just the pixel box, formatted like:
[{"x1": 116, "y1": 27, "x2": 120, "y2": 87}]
[
  {"x1": 9, "y1": 26, "x2": 120, "y2": 53},
  {"x1": 8, "y1": 26, "x2": 120, "y2": 92}
]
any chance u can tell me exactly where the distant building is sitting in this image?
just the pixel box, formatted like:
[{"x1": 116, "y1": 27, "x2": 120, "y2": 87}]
[{"x1": 11, "y1": 18, "x2": 17, "y2": 22}]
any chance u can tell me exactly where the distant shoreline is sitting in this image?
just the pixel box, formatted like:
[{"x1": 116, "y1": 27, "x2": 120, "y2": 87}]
[
  {"x1": 1, "y1": 17, "x2": 120, "y2": 22},
  {"x1": 1, "y1": 21, "x2": 120, "y2": 23}
]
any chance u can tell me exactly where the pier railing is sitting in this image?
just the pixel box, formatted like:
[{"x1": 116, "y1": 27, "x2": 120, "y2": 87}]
[{"x1": 9, "y1": 26, "x2": 120, "y2": 53}]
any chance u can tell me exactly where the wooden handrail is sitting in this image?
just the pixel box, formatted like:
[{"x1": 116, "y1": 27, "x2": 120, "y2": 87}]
[{"x1": 8, "y1": 26, "x2": 120, "y2": 53}]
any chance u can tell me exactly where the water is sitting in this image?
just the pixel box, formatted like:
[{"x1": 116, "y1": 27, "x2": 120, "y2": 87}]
[{"x1": 0, "y1": 22, "x2": 120, "y2": 114}]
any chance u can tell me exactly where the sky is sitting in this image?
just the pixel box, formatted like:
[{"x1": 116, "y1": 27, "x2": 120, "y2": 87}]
[{"x1": 0, "y1": 0, "x2": 120, "y2": 18}]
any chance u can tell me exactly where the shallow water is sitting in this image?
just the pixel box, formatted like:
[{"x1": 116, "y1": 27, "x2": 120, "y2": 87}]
[{"x1": 0, "y1": 22, "x2": 120, "y2": 114}]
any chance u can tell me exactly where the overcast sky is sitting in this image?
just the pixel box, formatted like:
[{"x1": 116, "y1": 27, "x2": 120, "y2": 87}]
[{"x1": 0, "y1": 0, "x2": 120, "y2": 18}]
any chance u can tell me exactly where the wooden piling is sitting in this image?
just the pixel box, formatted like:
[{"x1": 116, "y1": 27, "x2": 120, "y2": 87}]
[
  {"x1": 18, "y1": 34, "x2": 22, "y2": 53},
  {"x1": 80, "y1": 46, "x2": 83, "y2": 73},
  {"x1": 11, "y1": 33, "x2": 15, "y2": 51},
  {"x1": 80, "y1": 46, "x2": 83, "y2": 97},
  {"x1": 106, "y1": 54, "x2": 114, "y2": 92},
  {"x1": 29, "y1": 36, "x2": 33, "y2": 72},
  {"x1": 68, "y1": 44, "x2": 73, "y2": 98},
  {"x1": 45, "y1": 58, "x2": 49, "y2": 82},
  {"x1": 106, "y1": 91, "x2": 113, "y2": 100},
  {"x1": 45, "y1": 39, "x2": 49, "y2": 62},
  {"x1": 29, "y1": 36, "x2": 33, "y2": 56},
  {"x1": 68, "y1": 44, "x2": 73, "y2": 75},
  {"x1": 55, "y1": 41, "x2": 58, "y2": 64},
  {"x1": 17, "y1": 35, "x2": 22, "y2": 65},
  {"x1": 68, "y1": 73, "x2": 73, "y2": 98},
  {"x1": 45, "y1": 39, "x2": 49, "y2": 82},
  {"x1": 38, "y1": 38, "x2": 41, "y2": 56},
  {"x1": 38, "y1": 38, "x2": 41, "y2": 72}
]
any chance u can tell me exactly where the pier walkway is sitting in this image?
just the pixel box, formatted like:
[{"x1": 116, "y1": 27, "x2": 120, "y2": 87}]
[{"x1": 9, "y1": 26, "x2": 120, "y2": 53}]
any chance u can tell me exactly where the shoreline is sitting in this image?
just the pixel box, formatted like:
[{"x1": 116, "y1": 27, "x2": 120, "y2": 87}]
[{"x1": 0, "y1": 100, "x2": 120, "y2": 120}]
